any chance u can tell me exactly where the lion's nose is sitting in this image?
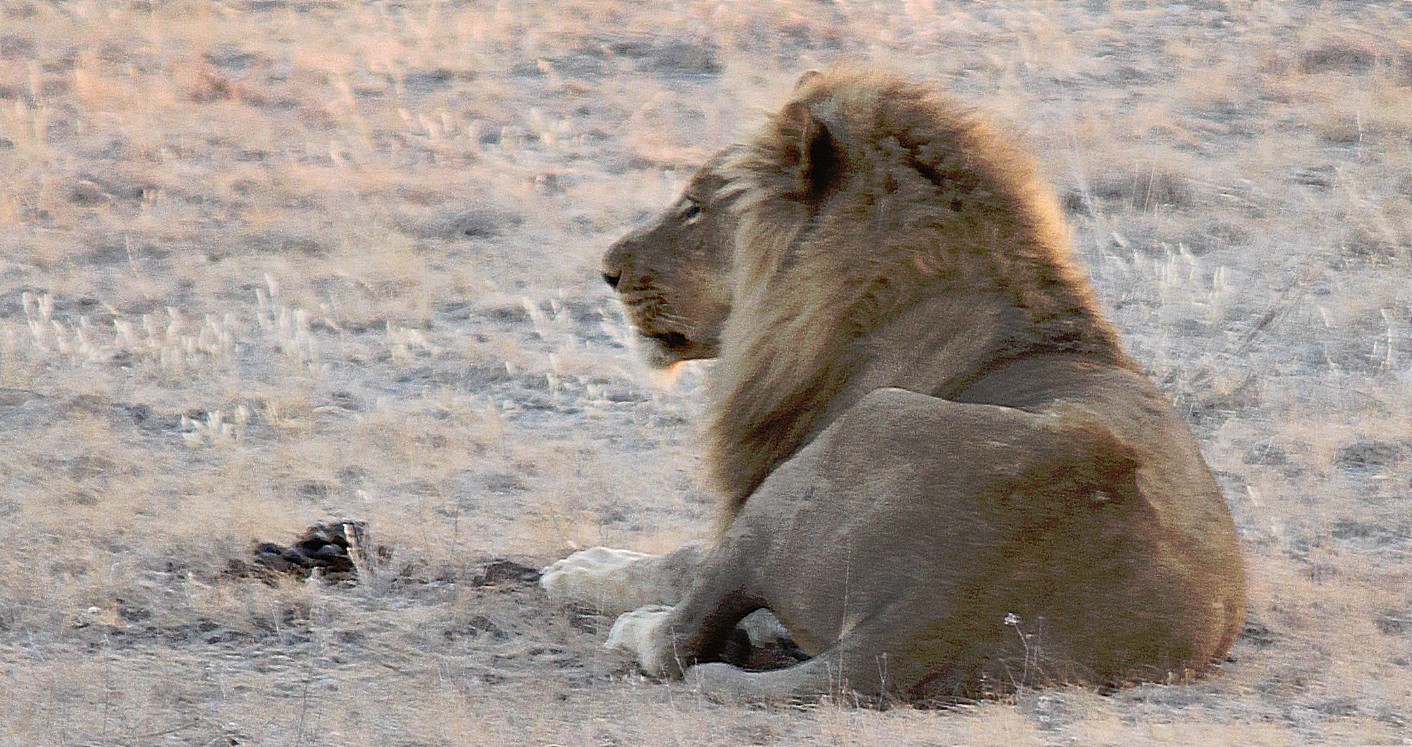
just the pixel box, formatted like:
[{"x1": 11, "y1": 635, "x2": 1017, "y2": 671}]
[{"x1": 603, "y1": 230, "x2": 638, "y2": 291}]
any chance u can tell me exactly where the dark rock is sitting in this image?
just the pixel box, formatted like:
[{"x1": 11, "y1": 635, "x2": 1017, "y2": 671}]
[
  {"x1": 473, "y1": 559, "x2": 541, "y2": 587},
  {"x1": 239, "y1": 520, "x2": 377, "y2": 583}
]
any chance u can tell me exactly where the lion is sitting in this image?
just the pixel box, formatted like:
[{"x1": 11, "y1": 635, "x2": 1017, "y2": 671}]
[{"x1": 541, "y1": 64, "x2": 1245, "y2": 702}]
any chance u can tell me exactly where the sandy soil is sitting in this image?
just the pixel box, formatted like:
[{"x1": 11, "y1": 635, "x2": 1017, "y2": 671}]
[{"x1": 1, "y1": 1, "x2": 1410, "y2": 744}]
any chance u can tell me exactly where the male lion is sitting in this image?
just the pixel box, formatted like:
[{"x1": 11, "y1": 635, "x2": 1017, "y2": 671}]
[{"x1": 542, "y1": 65, "x2": 1245, "y2": 702}]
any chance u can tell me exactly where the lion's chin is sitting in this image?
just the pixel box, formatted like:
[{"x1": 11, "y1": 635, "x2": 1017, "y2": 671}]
[
  {"x1": 639, "y1": 334, "x2": 692, "y2": 369},
  {"x1": 636, "y1": 331, "x2": 716, "y2": 370}
]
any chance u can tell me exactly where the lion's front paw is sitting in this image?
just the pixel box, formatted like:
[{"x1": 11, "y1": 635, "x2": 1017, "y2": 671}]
[
  {"x1": 607, "y1": 604, "x2": 678, "y2": 677},
  {"x1": 539, "y1": 547, "x2": 655, "y2": 614}
]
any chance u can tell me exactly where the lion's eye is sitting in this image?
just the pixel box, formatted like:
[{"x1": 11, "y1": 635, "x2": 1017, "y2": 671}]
[{"x1": 678, "y1": 199, "x2": 703, "y2": 224}]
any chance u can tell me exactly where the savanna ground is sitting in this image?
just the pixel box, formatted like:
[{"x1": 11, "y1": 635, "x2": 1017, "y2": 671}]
[{"x1": 1, "y1": 1, "x2": 1410, "y2": 744}]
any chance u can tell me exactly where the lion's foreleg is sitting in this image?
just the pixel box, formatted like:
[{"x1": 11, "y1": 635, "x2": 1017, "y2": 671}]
[
  {"x1": 606, "y1": 533, "x2": 767, "y2": 678},
  {"x1": 540, "y1": 544, "x2": 705, "y2": 615},
  {"x1": 683, "y1": 598, "x2": 914, "y2": 704}
]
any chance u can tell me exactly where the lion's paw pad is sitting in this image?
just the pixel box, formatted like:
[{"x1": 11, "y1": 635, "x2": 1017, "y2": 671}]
[{"x1": 607, "y1": 604, "x2": 674, "y2": 675}]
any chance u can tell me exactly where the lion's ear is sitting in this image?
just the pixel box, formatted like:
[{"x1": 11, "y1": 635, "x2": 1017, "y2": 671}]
[
  {"x1": 781, "y1": 100, "x2": 845, "y2": 204},
  {"x1": 793, "y1": 69, "x2": 823, "y2": 90}
]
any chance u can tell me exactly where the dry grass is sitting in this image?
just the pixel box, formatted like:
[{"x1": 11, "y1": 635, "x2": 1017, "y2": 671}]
[{"x1": 1, "y1": 1, "x2": 1410, "y2": 744}]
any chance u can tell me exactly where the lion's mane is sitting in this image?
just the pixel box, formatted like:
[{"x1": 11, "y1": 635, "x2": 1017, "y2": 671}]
[{"x1": 706, "y1": 66, "x2": 1135, "y2": 523}]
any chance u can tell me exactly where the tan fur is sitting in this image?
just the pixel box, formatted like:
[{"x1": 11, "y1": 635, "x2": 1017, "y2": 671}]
[{"x1": 589, "y1": 64, "x2": 1246, "y2": 701}]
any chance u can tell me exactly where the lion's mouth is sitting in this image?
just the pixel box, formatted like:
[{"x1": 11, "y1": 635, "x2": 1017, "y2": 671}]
[
  {"x1": 635, "y1": 328, "x2": 708, "y2": 369},
  {"x1": 644, "y1": 330, "x2": 692, "y2": 352}
]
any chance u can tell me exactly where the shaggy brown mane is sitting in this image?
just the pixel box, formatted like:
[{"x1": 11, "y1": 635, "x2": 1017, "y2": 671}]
[{"x1": 706, "y1": 65, "x2": 1135, "y2": 521}]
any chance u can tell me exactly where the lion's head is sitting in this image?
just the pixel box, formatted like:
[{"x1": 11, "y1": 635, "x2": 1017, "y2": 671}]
[{"x1": 600, "y1": 152, "x2": 737, "y2": 370}]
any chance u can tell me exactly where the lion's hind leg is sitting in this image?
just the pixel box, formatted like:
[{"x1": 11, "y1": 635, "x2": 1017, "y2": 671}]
[{"x1": 679, "y1": 389, "x2": 1150, "y2": 704}]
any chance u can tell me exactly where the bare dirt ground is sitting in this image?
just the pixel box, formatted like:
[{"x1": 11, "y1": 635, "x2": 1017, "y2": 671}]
[{"x1": 1, "y1": 1, "x2": 1410, "y2": 744}]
